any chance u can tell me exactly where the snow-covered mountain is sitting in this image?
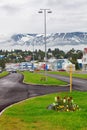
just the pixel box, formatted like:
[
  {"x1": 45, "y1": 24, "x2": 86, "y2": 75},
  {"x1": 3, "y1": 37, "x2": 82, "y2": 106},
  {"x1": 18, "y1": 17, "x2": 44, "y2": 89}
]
[{"x1": 0, "y1": 32, "x2": 87, "y2": 51}]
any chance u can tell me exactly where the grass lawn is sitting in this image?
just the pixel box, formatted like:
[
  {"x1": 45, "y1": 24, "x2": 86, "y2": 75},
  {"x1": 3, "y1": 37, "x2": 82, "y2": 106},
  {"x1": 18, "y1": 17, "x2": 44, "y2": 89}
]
[
  {"x1": 48, "y1": 71, "x2": 87, "y2": 79},
  {"x1": 0, "y1": 91, "x2": 87, "y2": 130},
  {"x1": 0, "y1": 71, "x2": 9, "y2": 78},
  {"x1": 21, "y1": 71, "x2": 67, "y2": 86}
]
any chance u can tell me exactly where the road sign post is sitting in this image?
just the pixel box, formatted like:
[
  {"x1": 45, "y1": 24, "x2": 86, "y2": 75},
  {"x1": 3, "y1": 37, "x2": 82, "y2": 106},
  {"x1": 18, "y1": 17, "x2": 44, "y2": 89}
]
[{"x1": 70, "y1": 65, "x2": 72, "y2": 92}]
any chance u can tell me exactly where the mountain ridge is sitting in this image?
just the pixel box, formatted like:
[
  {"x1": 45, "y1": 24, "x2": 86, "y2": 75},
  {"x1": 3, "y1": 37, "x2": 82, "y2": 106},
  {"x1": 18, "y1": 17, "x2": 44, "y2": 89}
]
[{"x1": 0, "y1": 32, "x2": 87, "y2": 51}]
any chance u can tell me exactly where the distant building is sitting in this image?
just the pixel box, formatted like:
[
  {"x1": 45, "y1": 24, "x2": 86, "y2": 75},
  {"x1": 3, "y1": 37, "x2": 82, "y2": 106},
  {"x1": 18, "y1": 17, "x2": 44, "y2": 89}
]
[
  {"x1": 19, "y1": 62, "x2": 32, "y2": 70},
  {"x1": 52, "y1": 59, "x2": 75, "y2": 71},
  {"x1": 77, "y1": 59, "x2": 82, "y2": 69},
  {"x1": 47, "y1": 57, "x2": 56, "y2": 70},
  {"x1": 0, "y1": 55, "x2": 5, "y2": 59},
  {"x1": 48, "y1": 57, "x2": 56, "y2": 63},
  {"x1": 5, "y1": 63, "x2": 19, "y2": 71},
  {"x1": 82, "y1": 48, "x2": 87, "y2": 71},
  {"x1": 5, "y1": 62, "x2": 33, "y2": 71}
]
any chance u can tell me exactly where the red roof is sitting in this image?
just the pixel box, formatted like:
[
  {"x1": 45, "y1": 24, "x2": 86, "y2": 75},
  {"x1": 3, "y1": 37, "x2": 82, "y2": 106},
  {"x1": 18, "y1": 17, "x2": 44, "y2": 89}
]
[{"x1": 84, "y1": 48, "x2": 87, "y2": 53}]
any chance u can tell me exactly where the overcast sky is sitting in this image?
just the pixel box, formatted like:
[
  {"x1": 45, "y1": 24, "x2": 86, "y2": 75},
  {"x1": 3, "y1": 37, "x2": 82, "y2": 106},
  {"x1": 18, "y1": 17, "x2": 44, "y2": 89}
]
[{"x1": 0, "y1": 0, "x2": 87, "y2": 35}]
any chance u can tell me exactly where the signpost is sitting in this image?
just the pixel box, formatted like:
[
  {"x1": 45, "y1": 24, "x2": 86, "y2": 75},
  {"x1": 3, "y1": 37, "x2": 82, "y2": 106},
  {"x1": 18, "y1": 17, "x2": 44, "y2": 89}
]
[{"x1": 70, "y1": 65, "x2": 72, "y2": 92}]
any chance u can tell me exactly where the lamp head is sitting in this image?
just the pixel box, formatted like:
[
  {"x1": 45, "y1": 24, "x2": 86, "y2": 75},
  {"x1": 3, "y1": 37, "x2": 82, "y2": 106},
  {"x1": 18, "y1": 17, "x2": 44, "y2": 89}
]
[
  {"x1": 47, "y1": 11, "x2": 52, "y2": 13},
  {"x1": 38, "y1": 11, "x2": 43, "y2": 13}
]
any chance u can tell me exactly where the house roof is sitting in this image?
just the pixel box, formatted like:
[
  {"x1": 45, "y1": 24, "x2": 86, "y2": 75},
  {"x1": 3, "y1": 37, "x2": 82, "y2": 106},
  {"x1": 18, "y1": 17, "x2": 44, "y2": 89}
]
[{"x1": 84, "y1": 48, "x2": 87, "y2": 53}]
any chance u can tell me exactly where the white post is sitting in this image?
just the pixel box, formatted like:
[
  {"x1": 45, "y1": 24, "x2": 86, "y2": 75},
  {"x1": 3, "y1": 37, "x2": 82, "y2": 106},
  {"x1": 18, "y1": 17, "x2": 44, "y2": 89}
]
[{"x1": 38, "y1": 9, "x2": 52, "y2": 80}]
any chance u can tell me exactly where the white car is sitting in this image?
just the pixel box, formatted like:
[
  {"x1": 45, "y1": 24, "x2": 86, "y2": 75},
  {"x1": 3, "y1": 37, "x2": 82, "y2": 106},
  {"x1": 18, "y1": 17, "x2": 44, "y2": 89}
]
[{"x1": 29, "y1": 69, "x2": 34, "y2": 72}]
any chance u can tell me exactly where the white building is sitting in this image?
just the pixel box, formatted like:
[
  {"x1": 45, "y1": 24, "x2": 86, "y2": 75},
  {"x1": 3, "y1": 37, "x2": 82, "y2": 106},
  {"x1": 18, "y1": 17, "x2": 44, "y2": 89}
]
[
  {"x1": 77, "y1": 59, "x2": 82, "y2": 69},
  {"x1": 50, "y1": 59, "x2": 75, "y2": 71},
  {"x1": 82, "y1": 48, "x2": 87, "y2": 71}
]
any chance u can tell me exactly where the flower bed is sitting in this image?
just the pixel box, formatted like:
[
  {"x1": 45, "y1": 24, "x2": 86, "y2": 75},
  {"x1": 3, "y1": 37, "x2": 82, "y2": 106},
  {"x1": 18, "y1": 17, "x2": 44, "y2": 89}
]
[{"x1": 47, "y1": 96, "x2": 80, "y2": 112}]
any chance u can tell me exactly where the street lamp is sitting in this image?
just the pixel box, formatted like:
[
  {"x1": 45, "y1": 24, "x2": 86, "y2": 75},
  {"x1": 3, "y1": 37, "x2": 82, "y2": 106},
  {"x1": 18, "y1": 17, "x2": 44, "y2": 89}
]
[
  {"x1": 38, "y1": 9, "x2": 52, "y2": 80},
  {"x1": 32, "y1": 40, "x2": 34, "y2": 71}
]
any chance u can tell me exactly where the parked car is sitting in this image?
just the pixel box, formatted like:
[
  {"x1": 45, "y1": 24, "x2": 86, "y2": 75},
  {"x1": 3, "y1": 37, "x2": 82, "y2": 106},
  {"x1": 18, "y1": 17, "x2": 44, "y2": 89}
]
[
  {"x1": 12, "y1": 69, "x2": 17, "y2": 73},
  {"x1": 29, "y1": 69, "x2": 34, "y2": 72}
]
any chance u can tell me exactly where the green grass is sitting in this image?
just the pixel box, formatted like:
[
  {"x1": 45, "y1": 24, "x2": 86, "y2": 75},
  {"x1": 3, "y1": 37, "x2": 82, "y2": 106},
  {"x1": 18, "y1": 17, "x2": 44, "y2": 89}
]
[
  {"x1": 21, "y1": 71, "x2": 67, "y2": 85},
  {"x1": 48, "y1": 71, "x2": 87, "y2": 79},
  {"x1": 0, "y1": 91, "x2": 87, "y2": 130},
  {"x1": 0, "y1": 71, "x2": 9, "y2": 78}
]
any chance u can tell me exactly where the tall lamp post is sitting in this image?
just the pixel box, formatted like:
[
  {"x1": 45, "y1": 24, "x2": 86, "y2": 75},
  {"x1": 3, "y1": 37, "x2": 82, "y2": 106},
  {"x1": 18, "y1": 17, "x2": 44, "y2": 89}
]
[
  {"x1": 38, "y1": 9, "x2": 52, "y2": 80},
  {"x1": 32, "y1": 40, "x2": 34, "y2": 71}
]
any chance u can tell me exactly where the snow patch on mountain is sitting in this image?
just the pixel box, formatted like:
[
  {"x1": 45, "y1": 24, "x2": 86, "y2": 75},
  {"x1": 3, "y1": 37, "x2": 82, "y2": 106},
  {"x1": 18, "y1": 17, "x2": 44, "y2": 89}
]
[{"x1": 0, "y1": 32, "x2": 87, "y2": 51}]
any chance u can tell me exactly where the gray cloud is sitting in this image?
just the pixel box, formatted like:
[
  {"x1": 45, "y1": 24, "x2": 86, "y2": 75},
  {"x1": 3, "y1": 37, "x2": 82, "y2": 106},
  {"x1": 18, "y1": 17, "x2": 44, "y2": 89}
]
[
  {"x1": 46, "y1": 0, "x2": 87, "y2": 7},
  {"x1": 0, "y1": 0, "x2": 87, "y2": 34},
  {"x1": 1, "y1": 4, "x2": 20, "y2": 14}
]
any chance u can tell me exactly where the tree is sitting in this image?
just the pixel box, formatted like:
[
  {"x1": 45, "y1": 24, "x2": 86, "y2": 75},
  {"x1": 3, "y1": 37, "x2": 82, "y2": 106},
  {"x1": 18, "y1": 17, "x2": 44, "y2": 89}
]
[
  {"x1": 0, "y1": 59, "x2": 5, "y2": 69},
  {"x1": 52, "y1": 48, "x2": 65, "y2": 59},
  {"x1": 75, "y1": 62, "x2": 80, "y2": 70}
]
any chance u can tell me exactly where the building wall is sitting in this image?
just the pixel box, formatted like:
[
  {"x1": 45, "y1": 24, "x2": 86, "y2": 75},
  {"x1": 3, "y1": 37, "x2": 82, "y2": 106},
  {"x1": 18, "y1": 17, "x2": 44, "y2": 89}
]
[
  {"x1": 82, "y1": 48, "x2": 87, "y2": 71},
  {"x1": 52, "y1": 59, "x2": 74, "y2": 71}
]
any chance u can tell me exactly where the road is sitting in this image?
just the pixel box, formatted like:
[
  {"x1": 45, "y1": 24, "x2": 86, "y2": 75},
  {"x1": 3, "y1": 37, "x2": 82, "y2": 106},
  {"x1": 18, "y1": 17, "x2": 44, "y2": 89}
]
[
  {"x1": 0, "y1": 73, "x2": 69, "y2": 112},
  {"x1": 0, "y1": 72, "x2": 87, "y2": 112},
  {"x1": 47, "y1": 73, "x2": 87, "y2": 91}
]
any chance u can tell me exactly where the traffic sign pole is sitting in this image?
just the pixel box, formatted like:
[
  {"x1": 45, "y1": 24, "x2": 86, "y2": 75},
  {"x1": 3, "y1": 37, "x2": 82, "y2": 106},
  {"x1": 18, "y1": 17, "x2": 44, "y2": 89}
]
[{"x1": 70, "y1": 65, "x2": 72, "y2": 92}]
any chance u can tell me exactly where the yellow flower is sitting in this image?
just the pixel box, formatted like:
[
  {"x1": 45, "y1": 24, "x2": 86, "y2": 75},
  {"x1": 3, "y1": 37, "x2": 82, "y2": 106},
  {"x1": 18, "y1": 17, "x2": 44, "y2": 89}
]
[
  {"x1": 67, "y1": 109, "x2": 69, "y2": 112},
  {"x1": 60, "y1": 105, "x2": 64, "y2": 108},
  {"x1": 55, "y1": 97, "x2": 57, "y2": 102},
  {"x1": 63, "y1": 99, "x2": 66, "y2": 103}
]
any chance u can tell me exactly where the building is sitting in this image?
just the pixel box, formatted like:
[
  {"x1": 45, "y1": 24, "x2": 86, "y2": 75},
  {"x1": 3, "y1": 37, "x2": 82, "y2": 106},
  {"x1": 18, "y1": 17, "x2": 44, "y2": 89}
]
[
  {"x1": 19, "y1": 62, "x2": 32, "y2": 70},
  {"x1": 52, "y1": 59, "x2": 75, "y2": 71},
  {"x1": 77, "y1": 59, "x2": 82, "y2": 69},
  {"x1": 47, "y1": 57, "x2": 56, "y2": 70},
  {"x1": 0, "y1": 55, "x2": 5, "y2": 59},
  {"x1": 5, "y1": 63, "x2": 19, "y2": 70},
  {"x1": 82, "y1": 48, "x2": 87, "y2": 71}
]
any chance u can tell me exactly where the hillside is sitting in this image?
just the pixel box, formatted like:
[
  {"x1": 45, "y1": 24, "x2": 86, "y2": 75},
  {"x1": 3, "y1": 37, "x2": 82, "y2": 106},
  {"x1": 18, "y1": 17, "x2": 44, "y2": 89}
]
[{"x1": 0, "y1": 32, "x2": 87, "y2": 51}]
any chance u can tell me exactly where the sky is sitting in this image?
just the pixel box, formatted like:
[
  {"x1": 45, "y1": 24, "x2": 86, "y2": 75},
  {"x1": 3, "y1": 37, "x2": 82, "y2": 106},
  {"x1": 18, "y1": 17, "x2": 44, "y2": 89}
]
[{"x1": 0, "y1": 0, "x2": 87, "y2": 35}]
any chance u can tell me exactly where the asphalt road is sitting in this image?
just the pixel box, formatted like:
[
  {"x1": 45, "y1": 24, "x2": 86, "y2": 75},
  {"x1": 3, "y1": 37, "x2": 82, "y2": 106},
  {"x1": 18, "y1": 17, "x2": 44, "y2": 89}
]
[
  {"x1": 47, "y1": 73, "x2": 87, "y2": 91},
  {"x1": 0, "y1": 73, "x2": 69, "y2": 112}
]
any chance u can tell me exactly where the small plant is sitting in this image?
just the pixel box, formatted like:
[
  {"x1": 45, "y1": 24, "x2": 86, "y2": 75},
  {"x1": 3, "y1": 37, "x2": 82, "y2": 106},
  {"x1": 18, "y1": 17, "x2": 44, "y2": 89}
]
[{"x1": 47, "y1": 96, "x2": 80, "y2": 112}]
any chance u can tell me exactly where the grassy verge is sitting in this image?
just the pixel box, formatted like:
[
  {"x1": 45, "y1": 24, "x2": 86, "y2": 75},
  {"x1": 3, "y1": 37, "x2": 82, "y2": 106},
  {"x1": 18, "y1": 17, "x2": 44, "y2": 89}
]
[
  {"x1": 21, "y1": 71, "x2": 68, "y2": 85},
  {"x1": 0, "y1": 71, "x2": 9, "y2": 78},
  {"x1": 0, "y1": 91, "x2": 87, "y2": 130},
  {"x1": 48, "y1": 71, "x2": 87, "y2": 79}
]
